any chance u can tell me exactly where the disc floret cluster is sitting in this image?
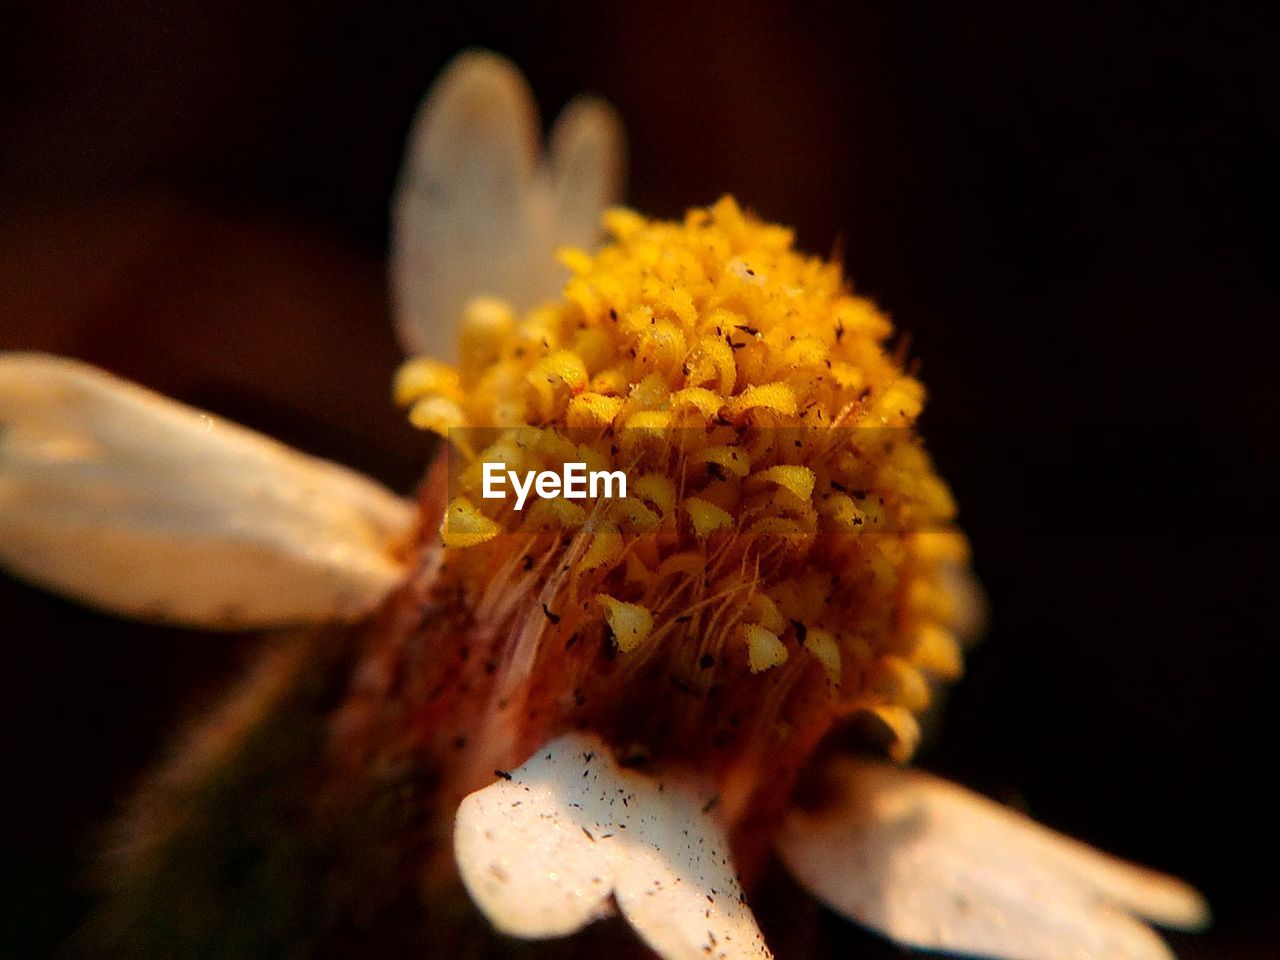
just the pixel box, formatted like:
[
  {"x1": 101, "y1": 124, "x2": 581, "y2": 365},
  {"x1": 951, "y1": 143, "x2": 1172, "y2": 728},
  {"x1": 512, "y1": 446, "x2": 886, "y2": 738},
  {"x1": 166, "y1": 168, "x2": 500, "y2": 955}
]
[{"x1": 397, "y1": 197, "x2": 971, "y2": 763}]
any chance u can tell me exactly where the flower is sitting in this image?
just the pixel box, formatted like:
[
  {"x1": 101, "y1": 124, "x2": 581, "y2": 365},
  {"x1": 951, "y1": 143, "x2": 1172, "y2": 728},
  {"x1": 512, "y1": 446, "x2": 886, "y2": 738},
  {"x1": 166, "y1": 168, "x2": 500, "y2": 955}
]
[{"x1": 0, "y1": 51, "x2": 1207, "y2": 960}]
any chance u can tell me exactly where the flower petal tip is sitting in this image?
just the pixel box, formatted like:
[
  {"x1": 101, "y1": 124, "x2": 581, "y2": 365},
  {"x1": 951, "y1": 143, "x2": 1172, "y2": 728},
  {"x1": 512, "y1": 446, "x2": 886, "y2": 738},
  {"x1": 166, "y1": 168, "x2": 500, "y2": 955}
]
[
  {"x1": 454, "y1": 733, "x2": 772, "y2": 959},
  {"x1": 391, "y1": 51, "x2": 627, "y2": 361},
  {"x1": 777, "y1": 756, "x2": 1206, "y2": 960},
  {"x1": 0, "y1": 352, "x2": 415, "y2": 629},
  {"x1": 549, "y1": 94, "x2": 627, "y2": 248}
]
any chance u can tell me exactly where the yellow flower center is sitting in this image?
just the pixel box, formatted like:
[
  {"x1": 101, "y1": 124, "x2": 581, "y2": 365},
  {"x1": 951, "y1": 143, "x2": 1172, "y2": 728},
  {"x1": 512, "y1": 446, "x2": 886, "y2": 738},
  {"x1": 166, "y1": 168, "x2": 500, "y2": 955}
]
[{"x1": 396, "y1": 197, "x2": 971, "y2": 778}]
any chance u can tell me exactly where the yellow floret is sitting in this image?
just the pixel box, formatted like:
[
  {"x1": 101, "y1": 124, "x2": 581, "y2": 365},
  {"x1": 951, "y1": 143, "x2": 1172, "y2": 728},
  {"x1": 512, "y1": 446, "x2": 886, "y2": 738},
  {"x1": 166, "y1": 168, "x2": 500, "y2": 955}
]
[
  {"x1": 743, "y1": 624, "x2": 789, "y2": 673},
  {"x1": 441, "y1": 497, "x2": 500, "y2": 548},
  {"x1": 724, "y1": 382, "x2": 798, "y2": 420},
  {"x1": 803, "y1": 627, "x2": 843, "y2": 686},
  {"x1": 749, "y1": 465, "x2": 816, "y2": 501},
  {"x1": 598, "y1": 596, "x2": 654, "y2": 653},
  {"x1": 686, "y1": 497, "x2": 734, "y2": 537},
  {"x1": 459, "y1": 297, "x2": 515, "y2": 382},
  {"x1": 394, "y1": 358, "x2": 461, "y2": 406}
]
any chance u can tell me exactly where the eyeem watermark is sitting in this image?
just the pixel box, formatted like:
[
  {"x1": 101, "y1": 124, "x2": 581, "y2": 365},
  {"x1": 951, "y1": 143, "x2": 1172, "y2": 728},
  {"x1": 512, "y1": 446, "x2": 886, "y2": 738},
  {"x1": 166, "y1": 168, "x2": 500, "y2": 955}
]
[{"x1": 482, "y1": 462, "x2": 628, "y2": 511}]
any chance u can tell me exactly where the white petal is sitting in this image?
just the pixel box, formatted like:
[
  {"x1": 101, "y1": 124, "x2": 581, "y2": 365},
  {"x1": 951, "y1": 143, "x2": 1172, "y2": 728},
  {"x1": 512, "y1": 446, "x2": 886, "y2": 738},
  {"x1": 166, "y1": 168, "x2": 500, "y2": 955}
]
[
  {"x1": 390, "y1": 50, "x2": 625, "y2": 359},
  {"x1": 0, "y1": 353, "x2": 415, "y2": 628},
  {"x1": 454, "y1": 733, "x2": 772, "y2": 960},
  {"x1": 777, "y1": 757, "x2": 1209, "y2": 960},
  {"x1": 548, "y1": 96, "x2": 626, "y2": 251}
]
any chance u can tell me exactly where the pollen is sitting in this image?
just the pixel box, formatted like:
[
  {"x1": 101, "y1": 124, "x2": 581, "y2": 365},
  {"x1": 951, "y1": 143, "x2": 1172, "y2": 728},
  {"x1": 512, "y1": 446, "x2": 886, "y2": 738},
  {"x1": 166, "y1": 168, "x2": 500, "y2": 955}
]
[{"x1": 398, "y1": 197, "x2": 972, "y2": 766}]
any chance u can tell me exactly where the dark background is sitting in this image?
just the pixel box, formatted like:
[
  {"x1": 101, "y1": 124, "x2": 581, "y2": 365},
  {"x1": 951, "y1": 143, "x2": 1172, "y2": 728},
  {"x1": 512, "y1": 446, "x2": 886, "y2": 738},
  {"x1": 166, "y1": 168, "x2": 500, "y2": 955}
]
[{"x1": 1, "y1": 2, "x2": 1274, "y2": 957}]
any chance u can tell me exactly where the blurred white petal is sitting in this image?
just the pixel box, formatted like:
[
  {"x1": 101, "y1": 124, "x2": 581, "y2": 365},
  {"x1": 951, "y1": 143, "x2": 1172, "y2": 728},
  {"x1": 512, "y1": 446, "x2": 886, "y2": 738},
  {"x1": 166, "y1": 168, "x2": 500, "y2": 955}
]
[
  {"x1": 0, "y1": 353, "x2": 415, "y2": 628},
  {"x1": 390, "y1": 50, "x2": 625, "y2": 359},
  {"x1": 548, "y1": 96, "x2": 626, "y2": 251},
  {"x1": 454, "y1": 733, "x2": 772, "y2": 960},
  {"x1": 777, "y1": 757, "x2": 1209, "y2": 960}
]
